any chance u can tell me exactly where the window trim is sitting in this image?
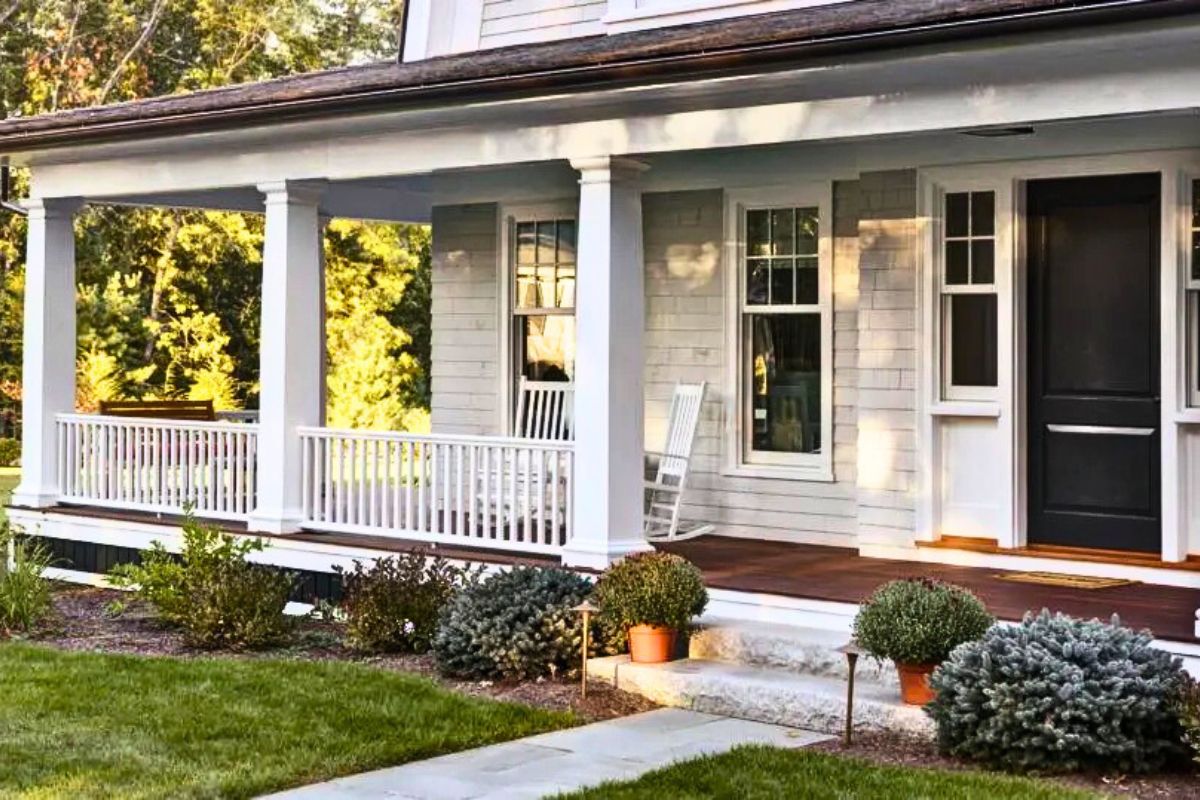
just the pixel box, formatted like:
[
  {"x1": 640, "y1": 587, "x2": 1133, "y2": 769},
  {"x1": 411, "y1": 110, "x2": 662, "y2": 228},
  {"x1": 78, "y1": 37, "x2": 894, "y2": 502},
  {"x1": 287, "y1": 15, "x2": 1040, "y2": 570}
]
[
  {"x1": 1187, "y1": 176, "x2": 1200, "y2": 409},
  {"x1": 724, "y1": 184, "x2": 834, "y2": 481},
  {"x1": 934, "y1": 184, "x2": 1008, "y2": 404},
  {"x1": 498, "y1": 199, "x2": 578, "y2": 435}
]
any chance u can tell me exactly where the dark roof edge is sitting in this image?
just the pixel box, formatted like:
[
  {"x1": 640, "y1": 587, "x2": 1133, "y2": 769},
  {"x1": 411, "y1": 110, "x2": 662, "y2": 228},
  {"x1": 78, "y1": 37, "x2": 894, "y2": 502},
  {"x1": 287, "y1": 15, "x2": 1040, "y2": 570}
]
[{"x1": 2, "y1": 0, "x2": 1197, "y2": 153}]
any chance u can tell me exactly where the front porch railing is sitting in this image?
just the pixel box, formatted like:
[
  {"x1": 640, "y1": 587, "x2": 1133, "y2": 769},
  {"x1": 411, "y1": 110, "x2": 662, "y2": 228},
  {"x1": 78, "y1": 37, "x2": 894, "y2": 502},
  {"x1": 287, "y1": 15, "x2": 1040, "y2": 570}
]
[
  {"x1": 56, "y1": 413, "x2": 258, "y2": 520},
  {"x1": 299, "y1": 427, "x2": 574, "y2": 555}
]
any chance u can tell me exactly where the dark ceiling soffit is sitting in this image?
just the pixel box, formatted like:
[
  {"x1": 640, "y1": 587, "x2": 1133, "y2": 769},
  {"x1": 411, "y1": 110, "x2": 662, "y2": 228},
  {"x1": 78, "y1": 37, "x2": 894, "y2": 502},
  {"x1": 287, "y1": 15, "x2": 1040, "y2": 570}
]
[{"x1": 2, "y1": 0, "x2": 1198, "y2": 153}]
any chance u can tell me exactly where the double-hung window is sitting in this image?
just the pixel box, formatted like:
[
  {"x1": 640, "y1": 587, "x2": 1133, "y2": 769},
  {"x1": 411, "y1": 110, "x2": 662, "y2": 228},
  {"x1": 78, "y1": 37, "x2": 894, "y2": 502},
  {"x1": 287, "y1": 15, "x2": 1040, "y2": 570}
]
[
  {"x1": 1189, "y1": 180, "x2": 1200, "y2": 407},
  {"x1": 729, "y1": 188, "x2": 833, "y2": 478},
  {"x1": 939, "y1": 190, "x2": 999, "y2": 400},
  {"x1": 511, "y1": 217, "x2": 577, "y2": 385}
]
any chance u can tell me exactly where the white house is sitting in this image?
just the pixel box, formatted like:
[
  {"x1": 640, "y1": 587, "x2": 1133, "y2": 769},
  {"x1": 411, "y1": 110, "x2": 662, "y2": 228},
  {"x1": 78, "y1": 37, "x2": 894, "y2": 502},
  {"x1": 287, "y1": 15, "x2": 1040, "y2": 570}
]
[{"x1": 4, "y1": 0, "x2": 1200, "y2": 653}]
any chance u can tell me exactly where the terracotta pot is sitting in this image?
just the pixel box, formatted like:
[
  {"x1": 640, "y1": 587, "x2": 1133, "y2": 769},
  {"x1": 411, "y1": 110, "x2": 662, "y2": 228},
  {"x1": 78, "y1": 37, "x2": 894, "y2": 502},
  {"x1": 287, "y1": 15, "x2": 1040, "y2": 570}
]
[
  {"x1": 628, "y1": 624, "x2": 678, "y2": 663},
  {"x1": 895, "y1": 662, "x2": 938, "y2": 706}
]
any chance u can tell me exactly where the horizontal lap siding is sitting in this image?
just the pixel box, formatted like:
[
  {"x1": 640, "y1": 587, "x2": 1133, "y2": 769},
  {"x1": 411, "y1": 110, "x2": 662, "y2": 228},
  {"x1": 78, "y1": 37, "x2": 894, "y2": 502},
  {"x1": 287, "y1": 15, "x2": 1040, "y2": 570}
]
[
  {"x1": 643, "y1": 188, "x2": 860, "y2": 546},
  {"x1": 431, "y1": 204, "x2": 501, "y2": 436},
  {"x1": 480, "y1": 0, "x2": 606, "y2": 48}
]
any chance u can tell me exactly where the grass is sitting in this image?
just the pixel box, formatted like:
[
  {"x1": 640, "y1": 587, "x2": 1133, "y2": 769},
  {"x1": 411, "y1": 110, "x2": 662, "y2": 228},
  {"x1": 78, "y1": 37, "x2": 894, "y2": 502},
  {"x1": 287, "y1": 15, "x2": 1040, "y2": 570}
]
[
  {"x1": 0, "y1": 466, "x2": 19, "y2": 523},
  {"x1": 0, "y1": 642, "x2": 576, "y2": 799},
  {"x1": 561, "y1": 745, "x2": 1100, "y2": 800}
]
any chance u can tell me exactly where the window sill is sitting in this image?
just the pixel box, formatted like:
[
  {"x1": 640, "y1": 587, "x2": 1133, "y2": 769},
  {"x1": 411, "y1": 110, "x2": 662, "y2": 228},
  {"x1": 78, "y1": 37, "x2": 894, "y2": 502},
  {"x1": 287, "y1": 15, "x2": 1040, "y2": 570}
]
[
  {"x1": 1175, "y1": 409, "x2": 1200, "y2": 425},
  {"x1": 930, "y1": 402, "x2": 1001, "y2": 419},
  {"x1": 721, "y1": 463, "x2": 836, "y2": 483}
]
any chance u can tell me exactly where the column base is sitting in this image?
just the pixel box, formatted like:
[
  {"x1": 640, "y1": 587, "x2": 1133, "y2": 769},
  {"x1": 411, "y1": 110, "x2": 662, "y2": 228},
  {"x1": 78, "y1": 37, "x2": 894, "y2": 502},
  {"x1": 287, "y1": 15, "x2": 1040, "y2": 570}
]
[
  {"x1": 561, "y1": 537, "x2": 654, "y2": 570},
  {"x1": 11, "y1": 485, "x2": 60, "y2": 509},
  {"x1": 246, "y1": 511, "x2": 305, "y2": 535}
]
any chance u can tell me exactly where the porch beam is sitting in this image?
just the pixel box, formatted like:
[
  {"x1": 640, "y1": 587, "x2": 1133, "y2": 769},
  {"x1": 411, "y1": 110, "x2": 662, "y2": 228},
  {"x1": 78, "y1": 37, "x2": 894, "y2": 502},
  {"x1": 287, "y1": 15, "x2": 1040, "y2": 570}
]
[
  {"x1": 13, "y1": 197, "x2": 82, "y2": 508},
  {"x1": 248, "y1": 180, "x2": 326, "y2": 533},
  {"x1": 562, "y1": 156, "x2": 652, "y2": 569}
]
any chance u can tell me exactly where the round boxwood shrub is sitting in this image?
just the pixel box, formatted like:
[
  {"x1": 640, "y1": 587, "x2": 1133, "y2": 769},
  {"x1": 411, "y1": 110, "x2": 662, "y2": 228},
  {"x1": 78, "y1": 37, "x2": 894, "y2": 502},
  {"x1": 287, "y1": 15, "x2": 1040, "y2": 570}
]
[
  {"x1": 928, "y1": 610, "x2": 1189, "y2": 774},
  {"x1": 433, "y1": 566, "x2": 599, "y2": 680},
  {"x1": 853, "y1": 578, "x2": 993, "y2": 665},
  {"x1": 593, "y1": 552, "x2": 707, "y2": 637}
]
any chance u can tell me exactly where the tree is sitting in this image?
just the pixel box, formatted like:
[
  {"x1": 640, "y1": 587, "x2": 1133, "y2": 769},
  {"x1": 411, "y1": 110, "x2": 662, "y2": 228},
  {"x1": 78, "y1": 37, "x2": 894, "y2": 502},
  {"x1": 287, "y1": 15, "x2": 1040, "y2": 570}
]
[{"x1": 0, "y1": 0, "x2": 430, "y2": 430}]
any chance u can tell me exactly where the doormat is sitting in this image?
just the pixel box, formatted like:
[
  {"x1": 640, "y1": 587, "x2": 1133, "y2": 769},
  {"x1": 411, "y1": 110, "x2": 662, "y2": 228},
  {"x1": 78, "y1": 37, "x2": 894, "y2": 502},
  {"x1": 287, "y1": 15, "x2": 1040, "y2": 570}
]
[{"x1": 996, "y1": 571, "x2": 1138, "y2": 590}]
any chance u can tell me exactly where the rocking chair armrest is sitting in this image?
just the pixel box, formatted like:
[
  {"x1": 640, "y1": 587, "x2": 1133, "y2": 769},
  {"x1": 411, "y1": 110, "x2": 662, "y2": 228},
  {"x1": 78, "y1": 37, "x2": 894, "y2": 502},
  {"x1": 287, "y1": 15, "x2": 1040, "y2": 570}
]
[{"x1": 644, "y1": 450, "x2": 689, "y2": 464}]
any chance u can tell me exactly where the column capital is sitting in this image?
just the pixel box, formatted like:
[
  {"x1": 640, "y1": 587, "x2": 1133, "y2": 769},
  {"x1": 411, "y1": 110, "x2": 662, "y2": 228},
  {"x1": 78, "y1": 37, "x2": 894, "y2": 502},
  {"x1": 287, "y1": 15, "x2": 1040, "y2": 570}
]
[
  {"x1": 570, "y1": 156, "x2": 649, "y2": 185},
  {"x1": 256, "y1": 179, "x2": 328, "y2": 206},
  {"x1": 24, "y1": 196, "x2": 84, "y2": 220}
]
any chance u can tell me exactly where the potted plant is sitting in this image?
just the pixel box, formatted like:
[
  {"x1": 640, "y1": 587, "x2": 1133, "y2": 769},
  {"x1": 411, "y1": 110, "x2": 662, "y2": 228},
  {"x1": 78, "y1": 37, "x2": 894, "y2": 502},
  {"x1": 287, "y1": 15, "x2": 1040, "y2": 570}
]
[
  {"x1": 593, "y1": 551, "x2": 707, "y2": 663},
  {"x1": 853, "y1": 578, "x2": 993, "y2": 705}
]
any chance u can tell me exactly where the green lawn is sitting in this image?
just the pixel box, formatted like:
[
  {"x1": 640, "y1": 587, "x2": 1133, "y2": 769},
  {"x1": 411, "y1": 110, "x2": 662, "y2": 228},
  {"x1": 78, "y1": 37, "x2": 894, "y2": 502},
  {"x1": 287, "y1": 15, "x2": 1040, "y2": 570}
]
[
  {"x1": 0, "y1": 466, "x2": 19, "y2": 523},
  {"x1": 561, "y1": 745, "x2": 1099, "y2": 800},
  {"x1": 0, "y1": 643, "x2": 575, "y2": 799}
]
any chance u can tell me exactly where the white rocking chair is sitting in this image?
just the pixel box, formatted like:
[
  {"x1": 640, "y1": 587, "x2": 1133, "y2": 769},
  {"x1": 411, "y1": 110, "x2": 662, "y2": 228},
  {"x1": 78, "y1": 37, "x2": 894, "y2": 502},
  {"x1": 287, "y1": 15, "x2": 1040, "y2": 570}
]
[
  {"x1": 644, "y1": 381, "x2": 714, "y2": 543},
  {"x1": 514, "y1": 378, "x2": 574, "y2": 440}
]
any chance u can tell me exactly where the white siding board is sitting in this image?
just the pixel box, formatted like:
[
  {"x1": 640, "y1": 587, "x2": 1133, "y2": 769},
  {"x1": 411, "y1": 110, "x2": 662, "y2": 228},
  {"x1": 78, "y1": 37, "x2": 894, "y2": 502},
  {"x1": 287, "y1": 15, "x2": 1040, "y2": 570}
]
[{"x1": 479, "y1": 0, "x2": 604, "y2": 49}]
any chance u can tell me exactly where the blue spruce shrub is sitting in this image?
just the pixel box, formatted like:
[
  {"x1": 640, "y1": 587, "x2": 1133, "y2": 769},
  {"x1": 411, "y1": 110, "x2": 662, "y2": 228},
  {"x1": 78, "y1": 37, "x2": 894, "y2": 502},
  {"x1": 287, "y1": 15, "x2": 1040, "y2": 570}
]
[
  {"x1": 927, "y1": 610, "x2": 1189, "y2": 774},
  {"x1": 433, "y1": 566, "x2": 603, "y2": 680}
]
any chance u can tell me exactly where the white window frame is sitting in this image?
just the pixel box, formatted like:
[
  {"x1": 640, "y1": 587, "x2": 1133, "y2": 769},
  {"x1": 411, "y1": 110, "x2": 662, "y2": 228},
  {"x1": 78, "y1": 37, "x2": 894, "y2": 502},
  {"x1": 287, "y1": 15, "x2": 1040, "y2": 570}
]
[
  {"x1": 497, "y1": 200, "x2": 578, "y2": 435},
  {"x1": 1187, "y1": 176, "x2": 1200, "y2": 409},
  {"x1": 723, "y1": 184, "x2": 834, "y2": 481},
  {"x1": 935, "y1": 185, "x2": 1007, "y2": 404}
]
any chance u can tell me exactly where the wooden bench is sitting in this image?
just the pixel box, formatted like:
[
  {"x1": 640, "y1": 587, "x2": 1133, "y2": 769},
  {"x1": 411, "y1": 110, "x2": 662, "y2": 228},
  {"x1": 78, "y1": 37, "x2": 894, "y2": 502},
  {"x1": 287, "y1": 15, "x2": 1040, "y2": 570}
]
[{"x1": 98, "y1": 399, "x2": 216, "y2": 422}]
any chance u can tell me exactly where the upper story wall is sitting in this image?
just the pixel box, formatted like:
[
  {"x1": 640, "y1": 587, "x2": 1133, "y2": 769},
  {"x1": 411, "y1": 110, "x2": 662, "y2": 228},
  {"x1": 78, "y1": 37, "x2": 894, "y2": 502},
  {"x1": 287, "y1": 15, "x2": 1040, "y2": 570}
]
[{"x1": 403, "y1": 0, "x2": 855, "y2": 60}]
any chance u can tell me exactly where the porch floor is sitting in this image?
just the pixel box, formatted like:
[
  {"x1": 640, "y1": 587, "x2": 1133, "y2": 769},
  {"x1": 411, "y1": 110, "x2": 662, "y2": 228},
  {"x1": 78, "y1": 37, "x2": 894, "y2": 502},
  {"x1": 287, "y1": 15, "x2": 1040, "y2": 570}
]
[{"x1": 33, "y1": 505, "x2": 1200, "y2": 643}]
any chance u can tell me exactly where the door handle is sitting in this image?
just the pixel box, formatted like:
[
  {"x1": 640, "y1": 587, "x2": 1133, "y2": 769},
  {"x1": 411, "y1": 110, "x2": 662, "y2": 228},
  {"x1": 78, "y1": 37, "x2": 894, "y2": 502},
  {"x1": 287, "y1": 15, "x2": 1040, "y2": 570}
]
[{"x1": 1045, "y1": 424, "x2": 1155, "y2": 436}]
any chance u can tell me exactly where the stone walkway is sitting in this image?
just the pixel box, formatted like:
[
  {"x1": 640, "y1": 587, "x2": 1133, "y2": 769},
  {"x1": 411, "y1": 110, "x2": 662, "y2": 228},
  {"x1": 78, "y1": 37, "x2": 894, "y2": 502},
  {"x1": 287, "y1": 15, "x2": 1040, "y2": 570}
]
[{"x1": 262, "y1": 708, "x2": 831, "y2": 800}]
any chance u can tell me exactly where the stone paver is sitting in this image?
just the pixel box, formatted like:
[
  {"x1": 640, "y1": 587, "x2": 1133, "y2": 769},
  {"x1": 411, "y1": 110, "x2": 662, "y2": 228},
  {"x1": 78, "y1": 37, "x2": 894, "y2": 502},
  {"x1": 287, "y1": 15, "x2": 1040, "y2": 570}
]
[{"x1": 261, "y1": 708, "x2": 830, "y2": 800}]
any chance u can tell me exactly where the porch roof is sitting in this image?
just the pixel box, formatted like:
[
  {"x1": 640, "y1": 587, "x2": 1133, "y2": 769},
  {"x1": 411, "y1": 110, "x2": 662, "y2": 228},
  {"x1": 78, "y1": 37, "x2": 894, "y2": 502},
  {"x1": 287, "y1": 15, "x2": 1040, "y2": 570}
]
[{"x1": 0, "y1": 0, "x2": 1194, "y2": 153}]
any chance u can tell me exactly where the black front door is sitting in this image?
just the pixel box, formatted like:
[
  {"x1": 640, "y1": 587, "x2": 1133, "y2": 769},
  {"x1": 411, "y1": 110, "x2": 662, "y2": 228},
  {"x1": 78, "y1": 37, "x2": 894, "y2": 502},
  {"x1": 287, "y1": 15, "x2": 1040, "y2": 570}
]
[{"x1": 1027, "y1": 174, "x2": 1160, "y2": 553}]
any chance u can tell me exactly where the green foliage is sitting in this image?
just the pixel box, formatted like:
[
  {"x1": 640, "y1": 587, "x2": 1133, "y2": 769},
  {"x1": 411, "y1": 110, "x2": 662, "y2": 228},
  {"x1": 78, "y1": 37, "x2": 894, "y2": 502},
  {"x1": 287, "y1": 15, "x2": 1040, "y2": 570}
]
[
  {"x1": 335, "y1": 551, "x2": 480, "y2": 654},
  {"x1": 927, "y1": 610, "x2": 1189, "y2": 775},
  {"x1": 593, "y1": 552, "x2": 707, "y2": 636},
  {"x1": 1173, "y1": 676, "x2": 1200, "y2": 765},
  {"x1": 853, "y1": 578, "x2": 993, "y2": 666},
  {"x1": 0, "y1": 437, "x2": 19, "y2": 467},
  {"x1": 434, "y1": 566, "x2": 601, "y2": 681},
  {"x1": 0, "y1": 524, "x2": 53, "y2": 633},
  {"x1": 0, "y1": 642, "x2": 574, "y2": 799},
  {"x1": 109, "y1": 513, "x2": 295, "y2": 649}
]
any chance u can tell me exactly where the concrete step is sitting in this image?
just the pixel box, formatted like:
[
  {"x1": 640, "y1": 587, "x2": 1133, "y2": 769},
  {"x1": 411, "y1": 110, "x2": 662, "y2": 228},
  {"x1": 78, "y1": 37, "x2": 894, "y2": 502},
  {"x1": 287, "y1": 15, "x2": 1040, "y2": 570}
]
[
  {"x1": 589, "y1": 655, "x2": 933, "y2": 739},
  {"x1": 688, "y1": 618, "x2": 898, "y2": 688}
]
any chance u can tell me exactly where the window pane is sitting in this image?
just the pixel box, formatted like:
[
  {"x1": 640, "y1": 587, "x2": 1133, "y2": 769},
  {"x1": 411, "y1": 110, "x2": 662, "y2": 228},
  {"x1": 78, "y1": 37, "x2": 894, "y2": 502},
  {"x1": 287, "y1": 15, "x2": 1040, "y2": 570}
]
[
  {"x1": 949, "y1": 294, "x2": 998, "y2": 387},
  {"x1": 749, "y1": 314, "x2": 821, "y2": 455},
  {"x1": 771, "y1": 208, "x2": 795, "y2": 256},
  {"x1": 795, "y1": 257, "x2": 818, "y2": 305},
  {"x1": 946, "y1": 193, "x2": 969, "y2": 238},
  {"x1": 945, "y1": 240, "x2": 969, "y2": 285},
  {"x1": 520, "y1": 315, "x2": 576, "y2": 382},
  {"x1": 971, "y1": 191, "x2": 995, "y2": 237},
  {"x1": 796, "y1": 208, "x2": 819, "y2": 256},
  {"x1": 747, "y1": 209, "x2": 771, "y2": 257},
  {"x1": 536, "y1": 221, "x2": 557, "y2": 264},
  {"x1": 515, "y1": 267, "x2": 538, "y2": 309},
  {"x1": 516, "y1": 222, "x2": 536, "y2": 265},
  {"x1": 1193, "y1": 179, "x2": 1200, "y2": 229},
  {"x1": 971, "y1": 239, "x2": 995, "y2": 284},
  {"x1": 770, "y1": 260, "x2": 795, "y2": 305},
  {"x1": 1193, "y1": 230, "x2": 1200, "y2": 282},
  {"x1": 557, "y1": 266, "x2": 576, "y2": 308},
  {"x1": 746, "y1": 259, "x2": 770, "y2": 305},
  {"x1": 556, "y1": 219, "x2": 576, "y2": 264}
]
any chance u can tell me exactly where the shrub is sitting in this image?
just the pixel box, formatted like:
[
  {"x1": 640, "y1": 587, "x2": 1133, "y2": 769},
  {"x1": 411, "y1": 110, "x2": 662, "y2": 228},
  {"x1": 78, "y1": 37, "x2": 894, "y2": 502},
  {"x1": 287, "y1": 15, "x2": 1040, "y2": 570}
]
[
  {"x1": 1174, "y1": 676, "x2": 1200, "y2": 765},
  {"x1": 0, "y1": 524, "x2": 53, "y2": 633},
  {"x1": 928, "y1": 610, "x2": 1189, "y2": 774},
  {"x1": 434, "y1": 566, "x2": 599, "y2": 680},
  {"x1": 593, "y1": 552, "x2": 707, "y2": 640},
  {"x1": 110, "y1": 513, "x2": 295, "y2": 649},
  {"x1": 0, "y1": 438, "x2": 20, "y2": 467},
  {"x1": 853, "y1": 578, "x2": 992, "y2": 665},
  {"x1": 335, "y1": 551, "x2": 480, "y2": 654}
]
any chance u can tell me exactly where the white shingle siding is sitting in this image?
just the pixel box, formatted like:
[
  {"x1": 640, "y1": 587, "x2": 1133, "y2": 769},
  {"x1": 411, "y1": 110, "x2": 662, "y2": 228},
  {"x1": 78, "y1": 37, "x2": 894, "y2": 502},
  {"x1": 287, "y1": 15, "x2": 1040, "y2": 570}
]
[
  {"x1": 430, "y1": 204, "x2": 501, "y2": 436},
  {"x1": 854, "y1": 169, "x2": 919, "y2": 547},
  {"x1": 480, "y1": 0, "x2": 606, "y2": 49}
]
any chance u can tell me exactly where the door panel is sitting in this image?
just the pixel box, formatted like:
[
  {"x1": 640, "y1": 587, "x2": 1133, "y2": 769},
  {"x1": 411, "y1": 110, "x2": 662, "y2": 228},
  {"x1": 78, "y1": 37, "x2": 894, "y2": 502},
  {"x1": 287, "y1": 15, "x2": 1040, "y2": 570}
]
[{"x1": 1026, "y1": 173, "x2": 1160, "y2": 553}]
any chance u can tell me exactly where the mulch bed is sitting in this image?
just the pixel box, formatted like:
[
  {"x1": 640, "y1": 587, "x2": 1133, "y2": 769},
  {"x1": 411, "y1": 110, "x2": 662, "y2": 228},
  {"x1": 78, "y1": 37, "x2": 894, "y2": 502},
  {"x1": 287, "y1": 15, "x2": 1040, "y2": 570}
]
[
  {"x1": 25, "y1": 584, "x2": 656, "y2": 724},
  {"x1": 812, "y1": 732, "x2": 1199, "y2": 799}
]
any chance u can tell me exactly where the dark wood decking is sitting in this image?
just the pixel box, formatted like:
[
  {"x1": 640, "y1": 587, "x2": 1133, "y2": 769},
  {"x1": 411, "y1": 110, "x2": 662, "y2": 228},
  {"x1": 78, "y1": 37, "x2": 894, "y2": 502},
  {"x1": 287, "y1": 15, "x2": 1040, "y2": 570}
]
[
  {"x1": 661, "y1": 536, "x2": 1200, "y2": 643},
  {"x1": 28, "y1": 506, "x2": 1200, "y2": 642}
]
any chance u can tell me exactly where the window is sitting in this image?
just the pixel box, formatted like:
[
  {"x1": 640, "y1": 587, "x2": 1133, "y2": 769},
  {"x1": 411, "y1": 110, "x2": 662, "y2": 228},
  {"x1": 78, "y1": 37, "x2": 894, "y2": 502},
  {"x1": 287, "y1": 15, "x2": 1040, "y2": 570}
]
[
  {"x1": 1190, "y1": 181, "x2": 1200, "y2": 407},
  {"x1": 735, "y1": 198, "x2": 831, "y2": 476},
  {"x1": 512, "y1": 217, "x2": 576, "y2": 384},
  {"x1": 940, "y1": 190, "x2": 998, "y2": 399}
]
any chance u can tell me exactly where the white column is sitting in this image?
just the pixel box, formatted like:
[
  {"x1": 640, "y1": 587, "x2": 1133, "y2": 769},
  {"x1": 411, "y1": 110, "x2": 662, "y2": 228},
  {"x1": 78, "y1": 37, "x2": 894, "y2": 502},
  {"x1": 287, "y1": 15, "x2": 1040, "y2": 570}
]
[
  {"x1": 13, "y1": 197, "x2": 82, "y2": 508},
  {"x1": 249, "y1": 181, "x2": 326, "y2": 533},
  {"x1": 562, "y1": 157, "x2": 653, "y2": 569}
]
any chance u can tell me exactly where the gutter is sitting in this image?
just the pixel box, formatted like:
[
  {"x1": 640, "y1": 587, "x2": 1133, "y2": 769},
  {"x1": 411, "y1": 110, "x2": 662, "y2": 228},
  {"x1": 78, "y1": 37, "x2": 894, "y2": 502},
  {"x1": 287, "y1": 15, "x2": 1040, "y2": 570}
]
[{"x1": 2, "y1": 0, "x2": 1199, "y2": 152}]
